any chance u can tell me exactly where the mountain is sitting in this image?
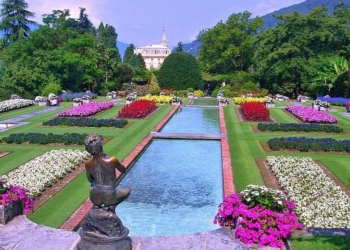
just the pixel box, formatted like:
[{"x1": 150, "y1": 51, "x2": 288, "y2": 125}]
[
  {"x1": 117, "y1": 41, "x2": 130, "y2": 60},
  {"x1": 182, "y1": 0, "x2": 350, "y2": 57}
]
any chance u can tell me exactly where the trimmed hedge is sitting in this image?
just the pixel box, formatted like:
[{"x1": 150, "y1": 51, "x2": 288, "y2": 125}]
[
  {"x1": 0, "y1": 133, "x2": 88, "y2": 145},
  {"x1": 43, "y1": 117, "x2": 128, "y2": 128},
  {"x1": 268, "y1": 137, "x2": 350, "y2": 152},
  {"x1": 258, "y1": 123, "x2": 343, "y2": 133}
]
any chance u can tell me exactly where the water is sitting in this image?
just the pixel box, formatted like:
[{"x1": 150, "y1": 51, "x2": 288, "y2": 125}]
[
  {"x1": 161, "y1": 107, "x2": 219, "y2": 134},
  {"x1": 116, "y1": 139, "x2": 223, "y2": 236}
]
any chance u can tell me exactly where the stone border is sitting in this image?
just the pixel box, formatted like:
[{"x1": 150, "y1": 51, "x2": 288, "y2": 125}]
[{"x1": 0, "y1": 151, "x2": 12, "y2": 158}]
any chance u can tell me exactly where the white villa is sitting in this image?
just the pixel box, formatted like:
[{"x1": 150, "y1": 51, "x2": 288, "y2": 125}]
[{"x1": 134, "y1": 31, "x2": 171, "y2": 69}]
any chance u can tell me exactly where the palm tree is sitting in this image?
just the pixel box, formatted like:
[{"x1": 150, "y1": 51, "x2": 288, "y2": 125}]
[{"x1": 0, "y1": 0, "x2": 36, "y2": 47}]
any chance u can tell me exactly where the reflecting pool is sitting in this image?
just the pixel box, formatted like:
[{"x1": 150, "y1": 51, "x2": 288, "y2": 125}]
[
  {"x1": 160, "y1": 107, "x2": 220, "y2": 134},
  {"x1": 116, "y1": 139, "x2": 223, "y2": 236}
]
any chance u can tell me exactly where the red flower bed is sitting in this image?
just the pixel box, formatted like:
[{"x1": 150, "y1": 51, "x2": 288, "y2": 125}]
[
  {"x1": 117, "y1": 100, "x2": 157, "y2": 118},
  {"x1": 241, "y1": 102, "x2": 270, "y2": 121}
]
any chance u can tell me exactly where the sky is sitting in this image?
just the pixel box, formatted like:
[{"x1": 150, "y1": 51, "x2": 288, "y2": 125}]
[{"x1": 25, "y1": 0, "x2": 305, "y2": 48}]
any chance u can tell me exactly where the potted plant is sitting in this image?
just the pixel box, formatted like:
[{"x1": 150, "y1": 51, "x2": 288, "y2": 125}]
[
  {"x1": 111, "y1": 91, "x2": 117, "y2": 99},
  {"x1": 171, "y1": 96, "x2": 182, "y2": 105},
  {"x1": 187, "y1": 92, "x2": 194, "y2": 98},
  {"x1": 265, "y1": 96, "x2": 276, "y2": 108},
  {"x1": 312, "y1": 99, "x2": 321, "y2": 110},
  {"x1": 0, "y1": 180, "x2": 35, "y2": 224},
  {"x1": 218, "y1": 97, "x2": 229, "y2": 106},
  {"x1": 48, "y1": 93, "x2": 58, "y2": 106},
  {"x1": 82, "y1": 95, "x2": 91, "y2": 104},
  {"x1": 346, "y1": 101, "x2": 350, "y2": 113},
  {"x1": 106, "y1": 92, "x2": 113, "y2": 98},
  {"x1": 36, "y1": 96, "x2": 48, "y2": 106},
  {"x1": 72, "y1": 98, "x2": 82, "y2": 107}
]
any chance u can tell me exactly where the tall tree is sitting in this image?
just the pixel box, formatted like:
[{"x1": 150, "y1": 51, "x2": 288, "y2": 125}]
[
  {"x1": 254, "y1": 7, "x2": 335, "y2": 96},
  {"x1": 333, "y1": 2, "x2": 350, "y2": 97},
  {"x1": 198, "y1": 11, "x2": 263, "y2": 74},
  {"x1": 123, "y1": 43, "x2": 135, "y2": 63},
  {"x1": 0, "y1": 0, "x2": 36, "y2": 47},
  {"x1": 175, "y1": 42, "x2": 183, "y2": 52}
]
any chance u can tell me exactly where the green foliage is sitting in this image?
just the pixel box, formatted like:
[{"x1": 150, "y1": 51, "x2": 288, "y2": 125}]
[
  {"x1": 198, "y1": 11, "x2": 263, "y2": 74},
  {"x1": 176, "y1": 90, "x2": 188, "y2": 97},
  {"x1": 158, "y1": 52, "x2": 202, "y2": 90},
  {"x1": 123, "y1": 44, "x2": 135, "y2": 63},
  {"x1": 0, "y1": 0, "x2": 36, "y2": 47},
  {"x1": 41, "y1": 83, "x2": 62, "y2": 97},
  {"x1": 149, "y1": 73, "x2": 160, "y2": 95},
  {"x1": 211, "y1": 88, "x2": 220, "y2": 98},
  {"x1": 241, "y1": 81, "x2": 258, "y2": 91}
]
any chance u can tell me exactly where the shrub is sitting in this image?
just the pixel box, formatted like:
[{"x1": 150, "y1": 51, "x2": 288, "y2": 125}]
[
  {"x1": 0, "y1": 133, "x2": 88, "y2": 145},
  {"x1": 257, "y1": 123, "x2": 343, "y2": 133},
  {"x1": 43, "y1": 117, "x2": 128, "y2": 128},
  {"x1": 41, "y1": 83, "x2": 62, "y2": 97}
]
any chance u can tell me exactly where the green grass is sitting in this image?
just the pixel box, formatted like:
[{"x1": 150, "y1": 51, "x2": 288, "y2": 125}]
[
  {"x1": 291, "y1": 236, "x2": 350, "y2": 250},
  {"x1": 0, "y1": 105, "x2": 47, "y2": 121}
]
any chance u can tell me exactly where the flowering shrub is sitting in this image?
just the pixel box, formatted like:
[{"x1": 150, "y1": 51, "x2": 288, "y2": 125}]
[
  {"x1": 268, "y1": 137, "x2": 350, "y2": 152},
  {"x1": 58, "y1": 101, "x2": 113, "y2": 117},
  {"x1": 267, "y1": 156, "x2": 350, "y2": 228},
  {"x1": 0, "y1": 132, "x2": 88, "y2": 145},
  {"x1": 1, "y1": 149, "x2": 90, "y2": 196},
  {"x1": 285, "y1": 106, "x2": 337, "y2": 123},
  {"x1": 117, "y1": 100, "x2": 157, "y2": 118},
  {"x1": 0, "y1": 99, "x2": 34, "y2": 113},
  {"x1": 233, "y1": 97, "x2": 266, "y2": 105},
  {"x1": 214, "y1": 185, "x2": 302, "y2": 247},
  {"x1": 138, "y1": 95, "x2": 172, "y2": 104},
  {"x1": 42, "y1": 117, "x2": 128, "y2": 128},
  {"x1": 318, "y1": 97, "x2": 350, "y2": 106},
  {"x1": 258, "y1": 123, "x2": 343, "y2": 133},
  {"x1": 59, "y1": 92, "x2": 97, "y2": 102},
  {"x1": 0, "y1": 180, "x2": 35, "y2": 212},
  {"x1": 241, "y1": 102, "x2": 270, "y2": 121}
]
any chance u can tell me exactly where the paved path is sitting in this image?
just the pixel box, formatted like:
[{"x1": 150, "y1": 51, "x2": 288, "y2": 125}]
[{"x1": 0, "y1": 106, "x2": 62, "y2": 132}]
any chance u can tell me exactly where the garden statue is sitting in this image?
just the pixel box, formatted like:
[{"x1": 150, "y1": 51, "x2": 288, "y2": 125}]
[{"x1": 77, "y1": 134, "x2": 132, "y2": 250}]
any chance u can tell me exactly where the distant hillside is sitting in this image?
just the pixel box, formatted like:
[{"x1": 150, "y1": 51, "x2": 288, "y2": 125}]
[
  {"x1": 182, "y1": 0, "x2": 350, "y2": 57},
  {"x1": 259, "y1": 0, "x2": 350, "y2": 31},
  {"x1": 117, "y1": 41, "x2": 129, "y2": 61}
]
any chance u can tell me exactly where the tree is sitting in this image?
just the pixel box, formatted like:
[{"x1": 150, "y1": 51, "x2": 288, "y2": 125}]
[
  {"x1": 254, "y1": 7, "x2": 335, "y2": 96},
  {"x1": 123, "y1": 44, "x2": 135, "y2": 63},
  {"x1": 333, "y1": 3, "x2": 350, "y2": 97},
  {"x1": 175, "y1": 42, "x2": 183, "y2": 52},
  {"x1": 158, "y1": 52, "x2": 202, "y2": 90},
  {"x1": 198, "y1": 11, "x2": 263, "y2": 75},
  {"x1": 0, "y1": 0, "x2": 36, "y2": 47}
]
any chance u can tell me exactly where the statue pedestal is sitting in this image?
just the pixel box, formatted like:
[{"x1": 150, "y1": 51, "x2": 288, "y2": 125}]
[{"x1": 77, "y1": 208, "x2": 132, "y2": 250}]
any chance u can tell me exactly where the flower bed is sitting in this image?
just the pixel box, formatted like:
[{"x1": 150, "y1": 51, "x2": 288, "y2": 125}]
[
  {"x1": 267, "y1": 137, "x2": 350, "y2": 152},
  {"x1": 0, "y1": 132, "x2": 88, "y2": 145},
  {"x1": 266, "y1": 156, "x2": 350, "y2": 228},
  {"x1": 241, "y1": 102, "x2": 270, "y2": 121},
  {"x1": 117, "y1": 100, "x2": 157, "y2": 119},
  {"x1": 0, "y1": 99, "x2": 35, "y2": 113},
  {"x1": 233, "y1": 97, "x2": 266, "y2": 105},
  {"x1": 258, "y1": 123, "x2": 343, "y2": 133},
  {"x1": 1, "y1": 149, "x2": 90, "y2": 196},
  {"x1": 138, "y1": 95, "x2": 172, "y2": 104},
  {"x1": 57, "y1": 101, "x2": 113, "y2": 117},
  {"x1": 214, "y1": 185, "x2": 302, "y2": 247},
  {"x1": 285, "y1": 106, "x2": 337, "y2": 123},
  {"x1": 42, "y1": 117, "x2": 128, "y2": 128}
]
